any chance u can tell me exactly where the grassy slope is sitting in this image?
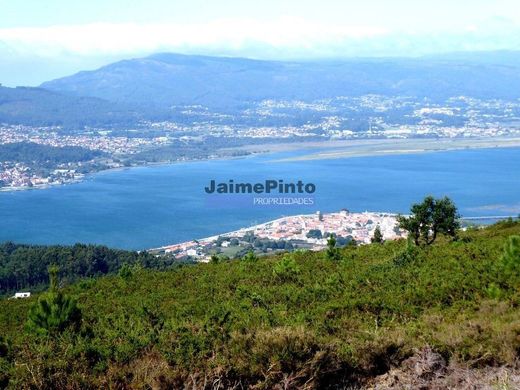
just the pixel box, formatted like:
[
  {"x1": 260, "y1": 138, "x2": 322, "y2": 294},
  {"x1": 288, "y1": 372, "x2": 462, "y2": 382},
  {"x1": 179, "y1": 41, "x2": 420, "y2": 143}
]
[{"x1": 1, "y1": 221, "x2": 520, "y2": 388}]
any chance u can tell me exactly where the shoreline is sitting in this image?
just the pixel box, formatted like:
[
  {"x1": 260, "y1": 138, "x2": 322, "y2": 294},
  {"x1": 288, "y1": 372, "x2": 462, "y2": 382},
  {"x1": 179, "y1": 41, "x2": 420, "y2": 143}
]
[
  {"x1": 2, "y1": 136, "x2": 520, "y2": 193},
  {"x1": 0, "y1": 152, "x2": 258, "y2": 193},
  {"x1": 149, "y1": 214, "x2": 311, "y2": 252},
  {"x1": 262, "y1": 136, "x2": 520, "y2": 162},
  {"x1": 148, "y1": 210, "x2": 406, "y2": 260},
  {"x1": 149, "y1": 211, "x2": 517, "y2": 255}
]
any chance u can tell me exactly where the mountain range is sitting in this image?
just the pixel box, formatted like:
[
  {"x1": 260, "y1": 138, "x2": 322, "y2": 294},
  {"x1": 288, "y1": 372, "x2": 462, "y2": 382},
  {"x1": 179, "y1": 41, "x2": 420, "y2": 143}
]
[
  {"x1": 1, "y1": 51, "x2": 520, "y2": 127},
  {"x1": 41, "y1": 51, "x2": 520, "y2": 107}
]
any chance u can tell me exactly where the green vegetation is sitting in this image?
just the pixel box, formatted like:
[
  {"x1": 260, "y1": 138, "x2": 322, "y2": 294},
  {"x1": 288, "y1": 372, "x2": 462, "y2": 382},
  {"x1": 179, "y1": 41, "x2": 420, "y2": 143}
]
[
  {"x1": 371, "y1": 225, "x2": 384, "y2": 244},
  {"x1": 1, "y1": 220, "x2": 520, "y2": 388},
  {"x1": 0, "y1": 142, "x2": 104, "y2": 167},
  {"x1": 498, "y1": 235, "x2": 520, "y2": 288},
  {"x1": 128, "y1": 140, "x2": 251, "y2": 164},
  {"x1": 326, "y1": 235, "x2": 341, "y2": 261},
  {"x1": 242, "y1": 250, "x2": 258, "y2": 263},
  {"x1": 212, "y1": 234, "x2": 295, "y2": 259},
  {"x1": 272, "y1": 254, "x2": 301, "y2": 282},
  {"x1": 0, "y1": 242, "x2": 167, "y2": 295},
  {"x1": 0, "y1": 86, "x2": 140, "y2": 128},
  {"x1": 398, "y1": 195, "x2": 460, "y2": 245},
  {"x1": 26, "y1": 266, "x2": 81, "y2": 336}
]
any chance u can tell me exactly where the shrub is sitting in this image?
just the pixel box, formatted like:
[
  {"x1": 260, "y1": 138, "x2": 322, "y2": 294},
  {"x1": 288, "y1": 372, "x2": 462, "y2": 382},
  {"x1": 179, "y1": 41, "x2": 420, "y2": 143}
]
[
  {"x1": 486, "y1": 283, "x2": 504, "y2": 300},
  {"x1": 500, "y1": 235, "x2": 520, "y2": 281},
  {"x1": 243, "y1": 251, "x2": 258, "y2": 263},
  {"x1": 118, "y1": 263, "x2": 133, "y2": 279},
  {"x1": 393, "y1": 239, "x2": 419, "y2": 267},
  {"x1": 2, "y1": 221, "x2": 520, "y2": 388},
  {"x1": 273, "y1": 255, "x2": 301, "y2": 282},
  {"x1": 499, "y1": 236, "x2": 520, "y2": 286},
  {"x1": 250, "y1": 326, "x2": 321, "y2": 374}
]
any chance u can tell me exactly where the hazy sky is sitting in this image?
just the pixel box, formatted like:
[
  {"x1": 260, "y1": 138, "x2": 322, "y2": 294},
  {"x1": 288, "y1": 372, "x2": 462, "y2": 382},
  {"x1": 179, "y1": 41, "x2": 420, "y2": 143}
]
[{"x1": 1, "y1": 0, "x2": 520, "y2": 86}]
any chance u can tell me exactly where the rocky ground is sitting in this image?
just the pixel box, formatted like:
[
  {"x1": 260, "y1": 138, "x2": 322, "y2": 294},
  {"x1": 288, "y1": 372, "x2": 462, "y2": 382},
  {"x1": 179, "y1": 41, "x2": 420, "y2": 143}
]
[{"x1": 369, "y1": 348, "x2": 520, "y2": 390}]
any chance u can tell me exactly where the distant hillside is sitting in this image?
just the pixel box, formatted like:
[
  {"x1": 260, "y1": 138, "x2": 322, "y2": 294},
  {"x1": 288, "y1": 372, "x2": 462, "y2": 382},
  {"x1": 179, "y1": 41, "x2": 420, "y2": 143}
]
[
  {"x1": 0, "y1": 86, "x2": 141, "y2": 128},
  {"x1": 41, "y1": 51, "x2": 520, "y2": 108}
]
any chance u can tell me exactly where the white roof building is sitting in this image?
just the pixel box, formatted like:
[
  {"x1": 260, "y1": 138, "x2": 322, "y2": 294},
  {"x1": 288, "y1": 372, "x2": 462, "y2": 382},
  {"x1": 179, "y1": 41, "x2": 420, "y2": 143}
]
[{"x1": 14, "y1": 292, "x2": 31, "y2": 299}]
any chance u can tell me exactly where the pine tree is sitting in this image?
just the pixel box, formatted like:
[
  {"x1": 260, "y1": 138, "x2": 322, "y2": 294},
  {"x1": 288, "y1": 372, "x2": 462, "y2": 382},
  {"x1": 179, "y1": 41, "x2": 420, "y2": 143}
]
[
  {"x1": 26, "y1": 265, "x2": 81, "y2": 336},
  {"x1": 371, "y1": 225, "x2": 384, "y2": 243},
  {"x1": 326, "y1": 235, "x2": 341, "y2": 261},
  {"x1": 501, "y1": 235, "x2": 520, "y2": 281}
]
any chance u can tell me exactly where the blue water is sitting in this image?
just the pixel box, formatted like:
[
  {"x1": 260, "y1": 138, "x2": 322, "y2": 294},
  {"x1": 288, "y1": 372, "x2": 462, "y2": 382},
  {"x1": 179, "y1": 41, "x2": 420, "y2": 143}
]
[{"x1": 1, "y1": 147, "x2": 519, "y2": 250}]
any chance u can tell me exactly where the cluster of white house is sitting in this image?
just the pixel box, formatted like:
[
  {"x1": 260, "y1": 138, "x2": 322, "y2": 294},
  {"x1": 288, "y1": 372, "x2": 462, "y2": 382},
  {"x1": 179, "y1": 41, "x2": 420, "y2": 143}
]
[{"x1": 155, "y1": 209, "x2": 406, "y2": 261}]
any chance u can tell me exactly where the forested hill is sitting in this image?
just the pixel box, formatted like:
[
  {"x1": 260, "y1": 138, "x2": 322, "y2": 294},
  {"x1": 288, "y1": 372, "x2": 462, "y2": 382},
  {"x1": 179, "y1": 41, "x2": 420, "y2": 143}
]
[
  {"x1": 41, "y1": 51, "x2": 520, "y2": 108},
  {"x1": 0, "y1": 142, "x2": 104, "y2": 166},
  {"x1": 0, "y1": 86, "x2": 140, "y2": 127},
  {"x1": 0, "y1": 242, "x2": 180, "y2": 295},
  {"x1": 1, "y1": 220, "x2": 520, "y2": 388},
  {"x1": 4, "y1": 52, "x2": 520, "y2": 127}
]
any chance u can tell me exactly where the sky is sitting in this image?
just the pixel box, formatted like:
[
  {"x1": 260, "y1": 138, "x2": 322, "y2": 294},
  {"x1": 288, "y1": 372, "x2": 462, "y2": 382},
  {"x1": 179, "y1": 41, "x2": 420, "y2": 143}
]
[{"x1": 1, "y1": 0, "x2": 520, "y2": 86}]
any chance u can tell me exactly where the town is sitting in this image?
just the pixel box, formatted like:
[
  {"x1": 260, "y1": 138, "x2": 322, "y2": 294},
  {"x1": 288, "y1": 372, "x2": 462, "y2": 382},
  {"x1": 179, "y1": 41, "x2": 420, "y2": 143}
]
[
  {"x1": 151, "y1": 209, "x2": 406, "y2": 261},
  {"x1": 0, "y1": 162, "x2": 85, "y2": 189},
  {"x1": 2, "y1": 94, "x2": 520, "y2": 189}
]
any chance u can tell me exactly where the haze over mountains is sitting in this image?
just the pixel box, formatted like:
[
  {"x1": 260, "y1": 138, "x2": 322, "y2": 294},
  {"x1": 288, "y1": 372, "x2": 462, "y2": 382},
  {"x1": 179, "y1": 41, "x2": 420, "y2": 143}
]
[
  {"x1": 41, "y1": 51, "x2": 520, "y2": 105},
  {"x1": 1, "y1": 51, "x2": 520, "y2": 127},
  {"x1": 0, "y1": 86, "x2": 140, "y2": 127}
]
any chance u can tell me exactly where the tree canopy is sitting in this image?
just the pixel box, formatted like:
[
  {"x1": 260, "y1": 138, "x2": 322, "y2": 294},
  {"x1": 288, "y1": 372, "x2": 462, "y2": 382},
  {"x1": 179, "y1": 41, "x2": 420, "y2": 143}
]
[
  {"x1": 398, "y1": 196, "x2": 460, "y2": 245},
  {"x1": 0, "y1": 242, "x2": 171, "y2": 295}
]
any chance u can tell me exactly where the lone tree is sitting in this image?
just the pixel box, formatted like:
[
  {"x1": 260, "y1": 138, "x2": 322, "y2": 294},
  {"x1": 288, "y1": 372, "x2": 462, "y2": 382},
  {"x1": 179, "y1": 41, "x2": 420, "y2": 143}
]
[
  {"x1": 26, "y1": 265, "x2": 82, "y2": 336},
  {"x1": 326, "y1": 235, "x2": 341, "y2": 261},
  {"x1": 371, "y1": 225, "x2": 384, "y2": 244},
  {"x1": 398, "y1": 196, "x2": 460, "y2": 245}
]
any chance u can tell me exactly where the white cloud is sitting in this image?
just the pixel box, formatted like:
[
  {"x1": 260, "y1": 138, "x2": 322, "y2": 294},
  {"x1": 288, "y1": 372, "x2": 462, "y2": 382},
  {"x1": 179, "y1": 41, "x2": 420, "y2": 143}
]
[
  {"x1": 2, "y1": 16, "x2": 520, "y2": 87},
  {"x1": 0, "y1": 18, "x2": 388, "y2": 57}
]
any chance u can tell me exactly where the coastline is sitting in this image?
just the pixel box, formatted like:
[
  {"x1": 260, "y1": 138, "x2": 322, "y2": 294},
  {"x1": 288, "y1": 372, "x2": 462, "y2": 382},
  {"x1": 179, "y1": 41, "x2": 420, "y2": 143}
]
[
  {"x1": 2, "y1": 136, "x2": 520, "y2": 193},
  {"x1": 148, "y1": 210, "x2": 406, "y2": 260},
  {"x1": 262, "y1": 136, "x2": 520, "y2": 162},
  {"x1": 149, "y1": 214, "x2": 308, "y2": 252},
  {"x1": 0, "y1": 178, "x2": 84, "y2": 192},
  {"x1": 0, "y1": 152, "x2": 258, "y2": 193},
  {"x1": 149, "y1": 211, "x2": 517, "y2": 255}
]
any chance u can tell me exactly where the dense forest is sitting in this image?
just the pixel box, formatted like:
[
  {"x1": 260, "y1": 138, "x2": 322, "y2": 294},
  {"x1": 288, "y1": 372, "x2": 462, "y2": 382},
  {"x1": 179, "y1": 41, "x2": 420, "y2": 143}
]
[
  {"x1": 0, "y1": 142, "x2": 104, "y2": 167},
  {"x1": 1, "y1": 220, "x2": 520, "y2": 388},
  {"x1": 0, "y1": 86, "x2": 141, "y2": 128},
  {"x1": 0, "y1": 242, "x2": 179, "y2": 295}
]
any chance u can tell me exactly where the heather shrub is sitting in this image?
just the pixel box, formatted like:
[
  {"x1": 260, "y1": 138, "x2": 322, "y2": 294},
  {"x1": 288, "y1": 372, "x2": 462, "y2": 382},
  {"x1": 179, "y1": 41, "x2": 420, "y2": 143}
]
[{"x1": 273, "y1": 255, "x2": 301, "y2": 282}]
